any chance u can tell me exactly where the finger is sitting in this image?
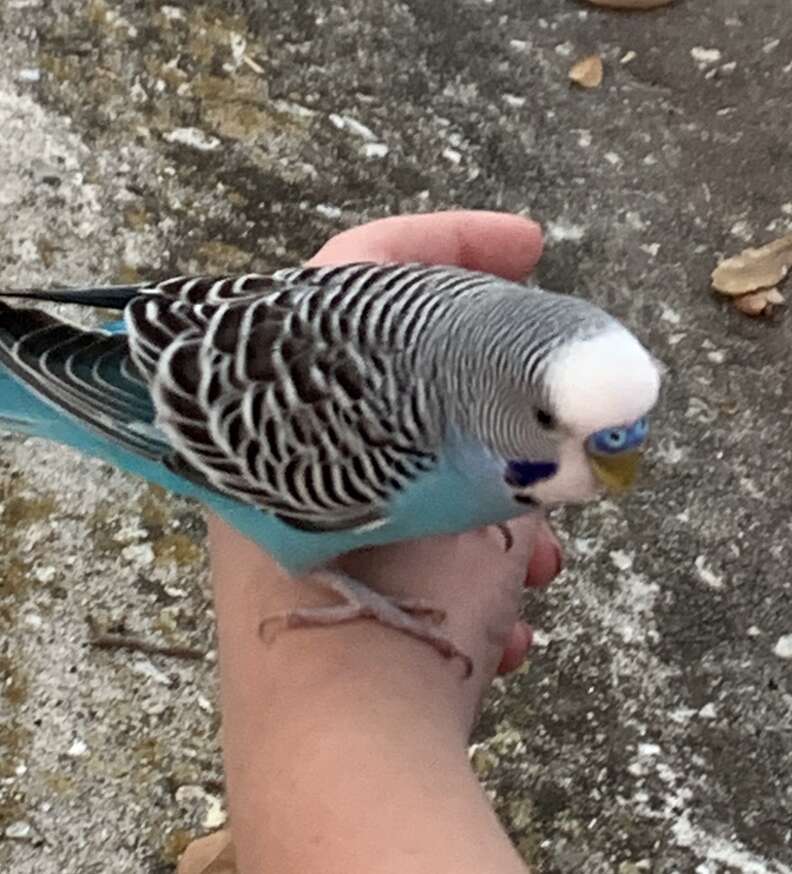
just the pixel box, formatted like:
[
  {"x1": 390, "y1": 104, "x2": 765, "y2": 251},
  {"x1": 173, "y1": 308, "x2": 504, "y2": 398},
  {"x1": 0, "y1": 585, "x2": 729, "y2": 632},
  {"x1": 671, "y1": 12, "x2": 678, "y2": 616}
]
[
  {"x1": 496, "y1": 620, "x2": 532, "y2": 675},
  {"x1": 307, "y1": 210, "x2": 543, "y2": 280},
  {"x1": 525, "y1": 521, "x2": 564, "y2": 589}
]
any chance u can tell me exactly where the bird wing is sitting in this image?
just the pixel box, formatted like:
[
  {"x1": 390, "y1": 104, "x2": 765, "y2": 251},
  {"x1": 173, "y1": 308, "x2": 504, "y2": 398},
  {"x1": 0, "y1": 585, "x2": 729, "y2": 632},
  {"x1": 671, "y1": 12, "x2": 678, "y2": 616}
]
[
  {"x1": 0, "y1": 301, "x2": 166, "y2": 459},
  {"x1": 123, "y1": 263, "x2": 446, "y2": 531}
]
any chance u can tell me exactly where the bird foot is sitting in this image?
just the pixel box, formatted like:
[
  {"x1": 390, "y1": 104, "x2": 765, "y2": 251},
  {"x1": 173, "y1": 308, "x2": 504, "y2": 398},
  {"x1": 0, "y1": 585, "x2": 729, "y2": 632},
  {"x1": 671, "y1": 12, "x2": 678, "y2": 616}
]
[{"x1": 259, "y1": 570, "x2": 472, "y2": 677}]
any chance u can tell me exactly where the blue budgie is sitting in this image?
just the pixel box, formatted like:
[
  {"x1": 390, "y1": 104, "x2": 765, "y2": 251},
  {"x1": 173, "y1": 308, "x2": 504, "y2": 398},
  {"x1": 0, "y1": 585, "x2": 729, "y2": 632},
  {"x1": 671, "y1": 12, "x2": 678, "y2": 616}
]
[{"x1": 0, "y1": 263, "x2": 661, "y2": 672}]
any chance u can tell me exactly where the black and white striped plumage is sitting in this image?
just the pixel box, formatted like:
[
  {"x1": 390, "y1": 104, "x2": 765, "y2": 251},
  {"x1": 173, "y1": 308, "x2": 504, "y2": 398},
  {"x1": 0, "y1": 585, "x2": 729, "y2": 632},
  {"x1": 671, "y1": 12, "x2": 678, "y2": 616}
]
[{"x1": 127, "y1": 264, "x2": 457, "y2": 531}]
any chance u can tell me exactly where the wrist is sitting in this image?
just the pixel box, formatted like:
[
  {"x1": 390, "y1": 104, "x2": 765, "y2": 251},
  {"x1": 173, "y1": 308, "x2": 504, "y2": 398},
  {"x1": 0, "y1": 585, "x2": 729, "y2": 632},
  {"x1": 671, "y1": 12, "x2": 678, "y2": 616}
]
[{"x1": 218, "y1": 624, "x2": 526, "y2": 874}]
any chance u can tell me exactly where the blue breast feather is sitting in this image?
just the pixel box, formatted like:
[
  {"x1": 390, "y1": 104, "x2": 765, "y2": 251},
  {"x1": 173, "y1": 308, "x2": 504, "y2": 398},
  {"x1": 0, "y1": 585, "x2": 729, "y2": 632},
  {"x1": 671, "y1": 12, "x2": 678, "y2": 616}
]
[{"x1": 0, "y1": 367, "x2": 533, "y2": 575}]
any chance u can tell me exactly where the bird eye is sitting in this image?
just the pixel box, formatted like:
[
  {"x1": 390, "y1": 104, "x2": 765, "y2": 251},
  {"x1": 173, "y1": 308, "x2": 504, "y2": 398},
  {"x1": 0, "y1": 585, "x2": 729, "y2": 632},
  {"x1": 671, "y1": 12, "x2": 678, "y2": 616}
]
[
  {"x1": 589, "y1": 419, "x2": 650, "y2": 456},
  {"x1": 589, "y1": 427, "x2": 629, "y2": 454},
  {"x1": 535, "y1": 408, "x2": 555, "y2": 429}
]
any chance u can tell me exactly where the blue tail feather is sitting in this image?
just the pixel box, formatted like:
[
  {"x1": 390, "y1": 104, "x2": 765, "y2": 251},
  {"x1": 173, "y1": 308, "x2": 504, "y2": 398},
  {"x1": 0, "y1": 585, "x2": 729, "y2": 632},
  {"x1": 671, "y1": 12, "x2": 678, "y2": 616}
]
[{"x1": 0, "y1": 369, "x2": 54, "y2": 434}]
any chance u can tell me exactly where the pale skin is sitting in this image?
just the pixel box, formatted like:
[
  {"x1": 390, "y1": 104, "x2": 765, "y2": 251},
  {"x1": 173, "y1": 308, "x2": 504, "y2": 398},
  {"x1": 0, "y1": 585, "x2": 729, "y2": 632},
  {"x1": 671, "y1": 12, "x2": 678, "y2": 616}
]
[{"x1": 209, "y1": 211, "x2": 563, "y2": 874}]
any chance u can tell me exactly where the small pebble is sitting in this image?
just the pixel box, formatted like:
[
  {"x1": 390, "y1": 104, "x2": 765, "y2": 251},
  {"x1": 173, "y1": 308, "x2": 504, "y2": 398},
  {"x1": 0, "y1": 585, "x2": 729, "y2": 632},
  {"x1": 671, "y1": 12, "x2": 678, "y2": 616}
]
[
  {"x1": 773, "y1": 634, "x2": 792, "y2": 659},
  {"x1": 5, "y1": 821, "x2": 32, "y2": 840},
  {"x1": 67, "y1": 739, "x2": 88, "y2": 757},
  {"x1": 691, "y1": 47, "x2": 722, "y2": 66}
]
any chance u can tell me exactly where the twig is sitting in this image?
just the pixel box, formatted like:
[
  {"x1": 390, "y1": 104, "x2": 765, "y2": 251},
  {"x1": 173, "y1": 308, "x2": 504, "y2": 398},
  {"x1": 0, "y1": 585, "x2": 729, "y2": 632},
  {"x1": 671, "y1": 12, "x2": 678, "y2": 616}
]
[
  {"x1": 89, "y1": 634, "x2": 206, "y2": 660},
  {"x1": 85, "y1": 616, "x2": 206, "y2": 661},
  {"x1": 242, "y1": 54, "x2": 265, "y2": 75}
]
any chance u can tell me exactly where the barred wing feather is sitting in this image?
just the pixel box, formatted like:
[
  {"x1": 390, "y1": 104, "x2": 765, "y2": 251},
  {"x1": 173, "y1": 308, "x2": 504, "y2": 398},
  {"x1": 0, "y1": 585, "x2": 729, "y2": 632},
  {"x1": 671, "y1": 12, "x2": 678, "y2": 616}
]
[{"x1": 127, "y1": 263, "x2": 444, "y2": 531}]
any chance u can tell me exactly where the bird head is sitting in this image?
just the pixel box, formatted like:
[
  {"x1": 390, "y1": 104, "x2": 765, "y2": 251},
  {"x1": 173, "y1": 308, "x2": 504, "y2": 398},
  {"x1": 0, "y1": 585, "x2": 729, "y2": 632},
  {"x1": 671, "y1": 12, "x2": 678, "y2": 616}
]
[{"x1": 504, "y1": 324, "x2": 662, "y2": 506}]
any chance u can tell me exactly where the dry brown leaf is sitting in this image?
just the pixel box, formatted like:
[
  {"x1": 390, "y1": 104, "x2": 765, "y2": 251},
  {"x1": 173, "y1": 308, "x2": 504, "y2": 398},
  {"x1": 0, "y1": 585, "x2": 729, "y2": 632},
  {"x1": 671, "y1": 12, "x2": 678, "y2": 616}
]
[
  {"x1": 711, "y1": 232, "x2": 792, "y2": 296},
  {"x1": 733, "y1": 287, "x2": 786, "y2": 317},
  {"x1": 584, "y1": 0, "x2": 674, "y2": 8},
  {"x1": 733, "y1": 293, "x2": 769, "y2": 316},
  {"x1": 177, "y1": 829, "x2": 236, "y2": 874},
  {"x1": 569, "y1": 55, "x2": 604, "y2": 88}
]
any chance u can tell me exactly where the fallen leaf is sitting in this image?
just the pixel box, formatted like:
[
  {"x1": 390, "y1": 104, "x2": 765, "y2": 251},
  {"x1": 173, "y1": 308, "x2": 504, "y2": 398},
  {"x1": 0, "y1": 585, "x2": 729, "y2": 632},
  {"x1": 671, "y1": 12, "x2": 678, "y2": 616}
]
[
  {"x1": 178, "y1": 829, "x2": 236, "y2": 874},
  {"x1": 733, "y1": 293, "x2": 768, "y2": 316},
  {"x1": 569, "y1": 55, "x2": 604, "y2": 88},
  {"x1": 711, "y1": 232, "x2": 792, "y2": 295},
  {"x1": 584, "y1": 0, "x2": 674, "y2": 8},
  {"x1": 733, "y1": 287, "x2": 785, "y2": 317}
]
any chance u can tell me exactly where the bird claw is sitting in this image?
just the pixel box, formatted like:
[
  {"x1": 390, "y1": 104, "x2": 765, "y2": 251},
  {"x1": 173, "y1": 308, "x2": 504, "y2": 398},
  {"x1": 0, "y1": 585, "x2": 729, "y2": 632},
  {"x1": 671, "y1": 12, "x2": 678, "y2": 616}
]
[
  {"x1": 495, "y1": 522, "x2": 513, "y2": 552},
  {"x1": 258, "y1": 571, "x2": 472, "y2": 677},
  {"x1": 392, "y1": 598, "x2": 447, "y2": 625}
]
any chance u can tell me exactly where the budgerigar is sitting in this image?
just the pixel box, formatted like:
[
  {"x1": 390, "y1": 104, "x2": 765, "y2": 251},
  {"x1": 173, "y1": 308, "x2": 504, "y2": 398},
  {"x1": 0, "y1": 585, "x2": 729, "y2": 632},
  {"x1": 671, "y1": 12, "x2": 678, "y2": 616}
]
[{"x1": 0, "y1": 262, "x2": 661, "y2": 672}]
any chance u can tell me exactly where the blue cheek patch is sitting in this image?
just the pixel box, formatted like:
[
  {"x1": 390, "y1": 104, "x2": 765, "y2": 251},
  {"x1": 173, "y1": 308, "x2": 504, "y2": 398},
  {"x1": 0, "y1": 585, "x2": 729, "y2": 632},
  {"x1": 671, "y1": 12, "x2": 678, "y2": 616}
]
[{"x1": 505, "y1": 460, "x2": 558, "y2": 488}]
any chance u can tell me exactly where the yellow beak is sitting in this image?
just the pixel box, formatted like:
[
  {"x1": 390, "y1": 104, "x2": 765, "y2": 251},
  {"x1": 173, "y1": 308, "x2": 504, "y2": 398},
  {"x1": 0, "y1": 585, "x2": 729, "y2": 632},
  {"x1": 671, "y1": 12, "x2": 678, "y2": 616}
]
[{"x1": 588, "y1": 450, "x2": 642, "y2": 494}]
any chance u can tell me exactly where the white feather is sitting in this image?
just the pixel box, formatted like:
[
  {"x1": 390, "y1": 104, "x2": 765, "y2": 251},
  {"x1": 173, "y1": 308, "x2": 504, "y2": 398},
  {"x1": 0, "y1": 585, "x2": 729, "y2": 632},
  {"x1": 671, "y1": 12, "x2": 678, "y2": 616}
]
[
  {"x1": 531, "y1": 434, "x2": 601, "y2": 505},
  {"x1": 545, "y1": 326, "x2": 661, "y2": 437}
]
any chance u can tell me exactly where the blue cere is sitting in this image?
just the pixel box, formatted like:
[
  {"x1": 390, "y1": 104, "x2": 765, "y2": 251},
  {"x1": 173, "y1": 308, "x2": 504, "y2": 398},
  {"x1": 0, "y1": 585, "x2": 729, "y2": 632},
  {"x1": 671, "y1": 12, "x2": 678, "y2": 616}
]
[
  {"x1": 505, "y1": 459, "x2": 558, "y2": 488},
  {"x1": 587, "y1": 416, "x2": 649, "y2": 455}
]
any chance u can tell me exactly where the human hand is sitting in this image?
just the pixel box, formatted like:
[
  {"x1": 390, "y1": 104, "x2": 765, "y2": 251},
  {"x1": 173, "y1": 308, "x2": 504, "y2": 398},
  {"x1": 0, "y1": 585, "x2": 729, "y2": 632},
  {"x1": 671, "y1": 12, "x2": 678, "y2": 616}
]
[{"x1": 208, "y1": 211, "x2": 563, "y2": 874}]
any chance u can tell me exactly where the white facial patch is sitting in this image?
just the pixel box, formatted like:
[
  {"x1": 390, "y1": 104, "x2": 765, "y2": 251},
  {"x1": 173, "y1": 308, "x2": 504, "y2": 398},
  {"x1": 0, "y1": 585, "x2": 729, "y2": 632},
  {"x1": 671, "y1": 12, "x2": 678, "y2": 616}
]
[
  {"x1": 545, "y1": 326, "x2": 661, "y2": 438},
  {"x1": 528, "y1": 435, "x2": 601, "y2": 506}
]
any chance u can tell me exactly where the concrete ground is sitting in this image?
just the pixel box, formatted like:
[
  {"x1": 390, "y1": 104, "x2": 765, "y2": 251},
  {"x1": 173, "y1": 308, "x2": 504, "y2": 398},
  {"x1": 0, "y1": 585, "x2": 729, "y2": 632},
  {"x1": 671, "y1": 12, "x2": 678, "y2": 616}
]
[{"x1": 0, "y1": 1, "x2": 790, "y2": 872}]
